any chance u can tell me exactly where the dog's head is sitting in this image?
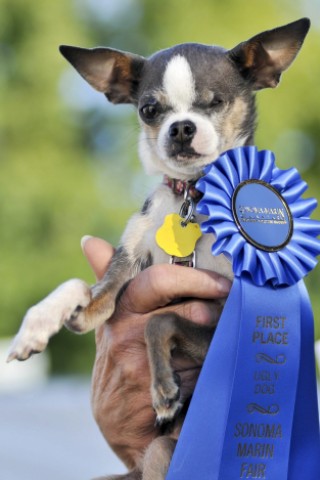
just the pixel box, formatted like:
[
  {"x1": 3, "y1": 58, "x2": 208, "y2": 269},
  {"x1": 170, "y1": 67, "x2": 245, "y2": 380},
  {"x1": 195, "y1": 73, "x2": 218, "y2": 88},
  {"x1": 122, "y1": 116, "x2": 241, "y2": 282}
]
[{"x1": 60, "y1": 18, "x2": 309, "y2": 180}]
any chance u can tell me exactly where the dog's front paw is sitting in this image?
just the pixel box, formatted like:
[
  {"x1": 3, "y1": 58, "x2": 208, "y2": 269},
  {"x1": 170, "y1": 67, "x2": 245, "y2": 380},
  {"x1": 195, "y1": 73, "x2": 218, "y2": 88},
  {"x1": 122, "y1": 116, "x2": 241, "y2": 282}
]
[
  {"x1": 152, "y1": 372, "x2": 182, "y2": 425},
  {"x1": 7, "y1": 279, "x2": 91, "y2": 362},
  {"x1": 65, "y1": 297, "x2": 115, "y2": 333}
]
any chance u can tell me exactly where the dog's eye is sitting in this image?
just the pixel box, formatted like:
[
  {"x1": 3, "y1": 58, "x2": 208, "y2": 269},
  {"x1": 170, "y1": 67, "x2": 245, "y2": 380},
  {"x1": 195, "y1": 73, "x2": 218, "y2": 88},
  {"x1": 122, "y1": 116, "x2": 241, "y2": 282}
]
[
  {"x1": 140, "y1": 103, "x2": 160, "y2": 122},
  {"x1": 210, "y1": 97, "x2": 223, "y2": 108}
]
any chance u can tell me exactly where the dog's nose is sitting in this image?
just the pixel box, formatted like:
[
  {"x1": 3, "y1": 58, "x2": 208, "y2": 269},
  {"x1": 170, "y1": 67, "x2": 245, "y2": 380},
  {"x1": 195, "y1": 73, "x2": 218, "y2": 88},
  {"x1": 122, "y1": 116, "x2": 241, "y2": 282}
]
[{"x1": 169, "y1": 121, "x2": 196, "y2": 143}]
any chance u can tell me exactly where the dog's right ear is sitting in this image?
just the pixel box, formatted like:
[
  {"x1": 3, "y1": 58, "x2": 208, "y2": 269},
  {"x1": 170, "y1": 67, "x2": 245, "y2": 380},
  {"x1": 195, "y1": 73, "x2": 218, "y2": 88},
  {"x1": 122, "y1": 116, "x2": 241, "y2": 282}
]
[{"x1": 59, "y1": 45, "x2": 146, "y2": 104}]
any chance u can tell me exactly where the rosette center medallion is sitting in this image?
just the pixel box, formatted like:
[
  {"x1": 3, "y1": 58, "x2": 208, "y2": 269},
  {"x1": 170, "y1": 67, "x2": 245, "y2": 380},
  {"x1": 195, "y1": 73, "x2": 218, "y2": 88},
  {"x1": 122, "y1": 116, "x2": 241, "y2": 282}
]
[{"x1": 232, "y1": 180, "x2": 293, "y2": 252}]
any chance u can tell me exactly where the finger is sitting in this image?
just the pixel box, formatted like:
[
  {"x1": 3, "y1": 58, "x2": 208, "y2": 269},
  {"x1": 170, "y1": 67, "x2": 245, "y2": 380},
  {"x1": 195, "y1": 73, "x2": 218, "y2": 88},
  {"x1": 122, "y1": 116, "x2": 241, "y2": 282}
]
[
  {"x1": 168, "y1": 299, "x2": 223, "y2": 326},
  {"x1": 119, "y1": 264, "x2": 231, "y2": 314},
  {"x1": 81, "y1": 236, "x2": 115, "y2": 281}
]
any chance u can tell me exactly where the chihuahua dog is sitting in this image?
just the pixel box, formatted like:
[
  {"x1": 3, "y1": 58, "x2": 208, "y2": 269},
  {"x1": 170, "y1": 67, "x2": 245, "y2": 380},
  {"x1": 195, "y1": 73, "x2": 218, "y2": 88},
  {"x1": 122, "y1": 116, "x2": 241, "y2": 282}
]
[{"x1": 8, "y1": 18, "x2": 310, "y2": 480}]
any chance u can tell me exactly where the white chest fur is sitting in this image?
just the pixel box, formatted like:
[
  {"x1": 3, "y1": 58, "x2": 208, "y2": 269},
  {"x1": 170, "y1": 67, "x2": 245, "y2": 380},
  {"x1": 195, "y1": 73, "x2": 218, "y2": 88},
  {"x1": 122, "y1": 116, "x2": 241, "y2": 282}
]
[{"x1": 121, "y1": 184, "x2": 233, "y2": 281}]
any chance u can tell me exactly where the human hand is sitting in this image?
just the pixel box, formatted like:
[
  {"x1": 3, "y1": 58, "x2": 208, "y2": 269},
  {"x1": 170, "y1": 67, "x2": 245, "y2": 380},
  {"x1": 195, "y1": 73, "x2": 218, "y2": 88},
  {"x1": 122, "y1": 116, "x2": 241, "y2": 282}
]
[{"x1": 81, "y1": 236, "x2": 231, "y2": 469}]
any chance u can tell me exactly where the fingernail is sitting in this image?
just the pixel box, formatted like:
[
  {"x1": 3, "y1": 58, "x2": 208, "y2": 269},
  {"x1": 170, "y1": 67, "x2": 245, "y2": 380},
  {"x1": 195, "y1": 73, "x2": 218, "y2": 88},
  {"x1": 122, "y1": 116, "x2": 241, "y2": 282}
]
[
  {"x1": 80, "y1": 235, "x2": 93, "y2": 251},
  {"x1": 217, "y1": 277, "x2": 232, "y2": 294}
]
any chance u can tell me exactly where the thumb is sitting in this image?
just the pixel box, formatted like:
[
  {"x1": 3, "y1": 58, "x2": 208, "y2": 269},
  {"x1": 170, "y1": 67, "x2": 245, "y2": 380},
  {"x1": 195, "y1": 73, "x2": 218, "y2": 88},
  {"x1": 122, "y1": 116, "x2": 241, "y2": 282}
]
[{"x1": 81, "y1": 236, "x2": 115, "y2": 281}]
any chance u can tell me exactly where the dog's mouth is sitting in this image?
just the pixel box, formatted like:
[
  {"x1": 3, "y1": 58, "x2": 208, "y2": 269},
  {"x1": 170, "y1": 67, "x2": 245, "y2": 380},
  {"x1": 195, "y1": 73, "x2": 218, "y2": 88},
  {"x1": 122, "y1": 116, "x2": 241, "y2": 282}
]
[{"x1": 169, "y1": 146, "x2": 201, "y2": 163}]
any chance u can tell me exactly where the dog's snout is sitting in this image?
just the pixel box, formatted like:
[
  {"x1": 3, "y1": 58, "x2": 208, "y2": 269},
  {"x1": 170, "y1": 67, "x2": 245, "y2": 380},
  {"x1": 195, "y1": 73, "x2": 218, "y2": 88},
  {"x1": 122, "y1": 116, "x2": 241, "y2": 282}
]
[{"x1": 169, "y1": 121, "x2": 196, "y2": 143}]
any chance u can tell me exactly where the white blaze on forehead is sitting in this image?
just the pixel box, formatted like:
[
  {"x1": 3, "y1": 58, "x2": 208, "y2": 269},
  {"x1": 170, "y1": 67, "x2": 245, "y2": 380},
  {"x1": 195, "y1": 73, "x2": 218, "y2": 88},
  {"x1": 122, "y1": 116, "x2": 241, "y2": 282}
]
[{"x1": 163, "y1": 55, "x2": 196, "y2": 111}]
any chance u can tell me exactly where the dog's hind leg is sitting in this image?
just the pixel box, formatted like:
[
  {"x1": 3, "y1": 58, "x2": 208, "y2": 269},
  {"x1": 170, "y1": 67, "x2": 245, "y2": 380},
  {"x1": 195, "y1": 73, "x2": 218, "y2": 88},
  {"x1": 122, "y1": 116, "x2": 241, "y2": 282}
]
[
  {"x1": 92, "y1": 468, "x2": 142, "y2": 480},
  {"x1": 145, "y1": 312, "x2": 215, "y2": 424},
  {"x1": 142, "y1": 436, "x2": 176, "y2": 480},
  {"x1": 92, "y1": 437, "x2": 175, "y2": 480}
]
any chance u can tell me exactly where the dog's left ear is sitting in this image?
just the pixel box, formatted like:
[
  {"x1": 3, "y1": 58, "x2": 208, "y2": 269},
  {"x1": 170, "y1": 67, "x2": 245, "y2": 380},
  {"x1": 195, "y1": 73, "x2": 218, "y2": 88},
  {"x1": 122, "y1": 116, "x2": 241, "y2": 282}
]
[
  {"x1": 59, "y1": 45, "x2": 146, "y2": 104},
  {"x1": 228, "y1": 18, "x2": 310, "y2": 89}
]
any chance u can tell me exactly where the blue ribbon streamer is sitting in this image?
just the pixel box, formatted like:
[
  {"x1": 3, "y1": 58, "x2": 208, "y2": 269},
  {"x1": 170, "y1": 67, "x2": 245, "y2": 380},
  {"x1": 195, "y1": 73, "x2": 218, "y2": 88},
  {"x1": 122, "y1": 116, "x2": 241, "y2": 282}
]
[
  {"x1": 165, "y1": 147, "x2": 320, "y2": 480},
  {"x1": 288, "y1": 281, "x2": 320, "y2": 478},
  {"x1": 166, "y1": 279, "x2": 320, "y2": 479}
]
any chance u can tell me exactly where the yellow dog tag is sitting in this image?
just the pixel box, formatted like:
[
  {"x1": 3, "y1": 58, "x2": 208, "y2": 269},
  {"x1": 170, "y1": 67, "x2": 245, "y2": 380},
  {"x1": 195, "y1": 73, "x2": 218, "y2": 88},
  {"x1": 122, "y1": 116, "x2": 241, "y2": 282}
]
[{"x1": 156, "y1": 213, "x2": 202, "y2": 257}]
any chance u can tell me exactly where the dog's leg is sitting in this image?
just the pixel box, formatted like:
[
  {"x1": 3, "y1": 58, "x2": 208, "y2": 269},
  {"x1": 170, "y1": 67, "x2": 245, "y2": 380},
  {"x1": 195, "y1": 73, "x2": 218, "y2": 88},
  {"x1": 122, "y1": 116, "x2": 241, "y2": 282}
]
[
  {"x1": 8, "y1": 206, "x2": 155, "y2": 362},
  {"x1": 92, "y1": 469, "x2": 142, "y2": 480},
  {"x1": 64, "y1": 246, "x2": 146, "y2": 334},
  {"x1": 7, "y1": 246, "x2": 146, "y2": 362},
  {"x1": 7, "y1": 278, "x2": 92, "y2": 362},
  {"x1": 142, "y1": 436, "x2": 176, "y2": 480},
  {"x1": 145, "y1": 312, "x2": 215, "y2": 424},
  {"x1": 92, "y1": 437, "x2": 175, "y2": 480}
]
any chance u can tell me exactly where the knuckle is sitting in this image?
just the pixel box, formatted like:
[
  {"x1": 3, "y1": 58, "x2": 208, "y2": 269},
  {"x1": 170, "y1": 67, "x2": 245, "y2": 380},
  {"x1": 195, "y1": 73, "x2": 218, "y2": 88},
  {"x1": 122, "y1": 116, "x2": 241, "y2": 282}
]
[
  {"x1": 146, "y1": 264, "x2": 171, "y2": 292},
  {"x1": 184, "y1": 302, "x2": 211, "y2": 324},
  {"x1": 181, "y1": 301, "x2": 218, "y2": 325}
]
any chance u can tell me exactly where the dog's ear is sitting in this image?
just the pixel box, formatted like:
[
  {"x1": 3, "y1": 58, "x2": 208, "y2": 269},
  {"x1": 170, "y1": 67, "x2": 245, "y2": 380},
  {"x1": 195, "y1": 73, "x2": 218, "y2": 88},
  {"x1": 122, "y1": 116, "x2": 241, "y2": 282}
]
[
  {"x1": 228, "y1": 18, "x2": 310, "y2": 89},
  {"x1": 59, "y1": 45, "x2": 146, "y2": 104}
]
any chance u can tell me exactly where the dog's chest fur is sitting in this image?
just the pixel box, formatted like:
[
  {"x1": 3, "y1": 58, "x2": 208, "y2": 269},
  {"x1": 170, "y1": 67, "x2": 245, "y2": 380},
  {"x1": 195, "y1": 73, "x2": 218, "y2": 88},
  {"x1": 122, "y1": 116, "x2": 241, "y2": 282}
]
[{"x1": 121, "y1": 183, "x2": 233, "y2": 279}]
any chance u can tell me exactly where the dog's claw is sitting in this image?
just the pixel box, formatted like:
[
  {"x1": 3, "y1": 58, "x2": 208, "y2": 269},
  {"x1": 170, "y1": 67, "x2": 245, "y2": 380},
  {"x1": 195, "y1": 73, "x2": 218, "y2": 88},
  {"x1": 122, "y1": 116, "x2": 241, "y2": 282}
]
[
  {"x1": 164, "y1": 387, "x2": 180, "y2": 408},
  {"x1": 6, "y1": 351, "x2": 17, "y2": 363},
  {"x1": 154, "y1": 402, "x2": 183, "y2": 428},
  {"x1": 7, "y1": 337, "x2": 48, "y2": 363},
  {"x1": 151, "y1": 373, "x2": 182, "y2": 424}
]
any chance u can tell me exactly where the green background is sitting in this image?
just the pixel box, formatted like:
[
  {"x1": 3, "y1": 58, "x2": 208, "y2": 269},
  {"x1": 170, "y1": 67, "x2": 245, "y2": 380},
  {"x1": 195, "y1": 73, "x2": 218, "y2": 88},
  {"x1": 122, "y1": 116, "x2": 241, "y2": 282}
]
[{"x1": 1, "y1": 0, "x2": 320, "y2": 374}]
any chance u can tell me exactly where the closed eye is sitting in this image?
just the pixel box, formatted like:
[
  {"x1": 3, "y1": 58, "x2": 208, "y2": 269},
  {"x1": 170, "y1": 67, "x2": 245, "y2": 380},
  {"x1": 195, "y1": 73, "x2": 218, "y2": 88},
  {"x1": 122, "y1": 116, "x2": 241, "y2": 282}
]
[
  {"x1": 196, "y1": 94, "x2": 224, "y2": 111},
  {"x1": 210, "y1": 97, "x2": 223, "y2": 107}
]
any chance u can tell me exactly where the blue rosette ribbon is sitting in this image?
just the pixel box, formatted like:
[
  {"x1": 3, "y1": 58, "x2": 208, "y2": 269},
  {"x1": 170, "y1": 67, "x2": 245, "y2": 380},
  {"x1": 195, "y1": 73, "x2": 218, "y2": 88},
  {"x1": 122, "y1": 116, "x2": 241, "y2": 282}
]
[{"x1": 166, "y1": 147, "x2": 320, "y2": 480}]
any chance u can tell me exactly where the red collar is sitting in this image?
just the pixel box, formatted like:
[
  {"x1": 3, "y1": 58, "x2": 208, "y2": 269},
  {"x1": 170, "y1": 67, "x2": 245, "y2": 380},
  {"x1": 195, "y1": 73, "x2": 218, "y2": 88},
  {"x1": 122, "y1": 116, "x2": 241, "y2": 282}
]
[{"x1": 163, "y1": 175, "x2": 203, "y2": 201}]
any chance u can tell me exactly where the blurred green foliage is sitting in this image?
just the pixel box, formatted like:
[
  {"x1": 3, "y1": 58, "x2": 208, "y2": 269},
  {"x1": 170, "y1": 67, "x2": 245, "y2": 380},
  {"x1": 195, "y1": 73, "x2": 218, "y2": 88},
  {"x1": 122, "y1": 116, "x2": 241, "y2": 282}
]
[{"x1": 1, "y1": 0, "x2": 320, "y2": 374}]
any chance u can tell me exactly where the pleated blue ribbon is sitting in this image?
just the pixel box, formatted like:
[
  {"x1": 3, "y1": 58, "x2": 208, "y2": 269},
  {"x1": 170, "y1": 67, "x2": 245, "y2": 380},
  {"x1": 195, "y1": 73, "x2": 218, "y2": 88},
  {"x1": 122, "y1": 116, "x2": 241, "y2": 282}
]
[{"x1": 165, "y1": 146, "x2": 320, "y2": 480}]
